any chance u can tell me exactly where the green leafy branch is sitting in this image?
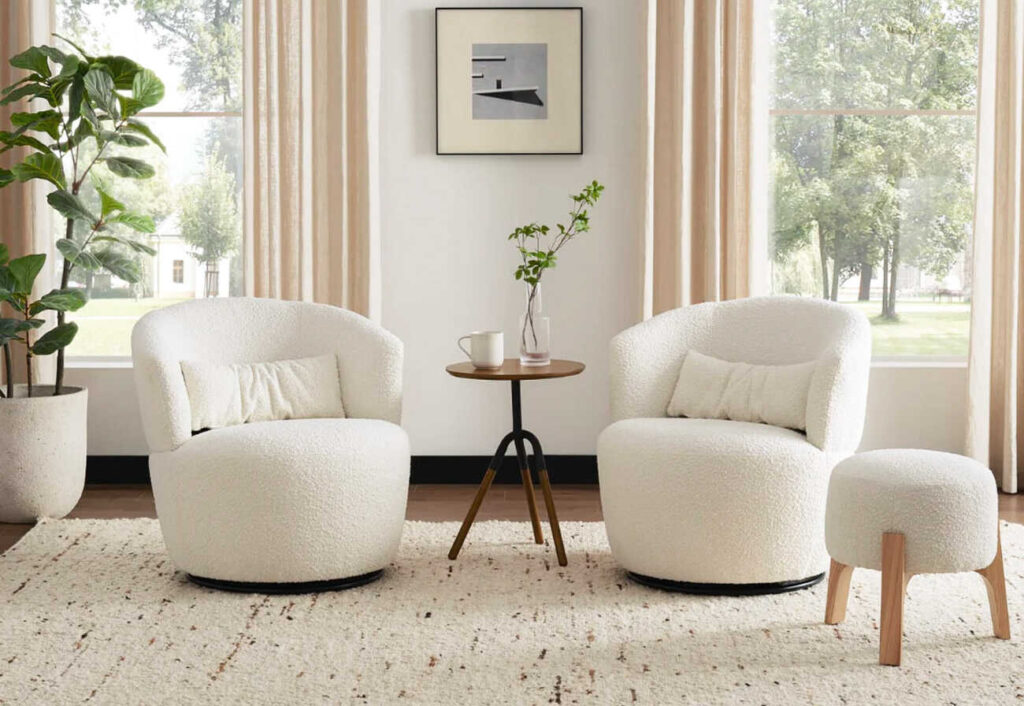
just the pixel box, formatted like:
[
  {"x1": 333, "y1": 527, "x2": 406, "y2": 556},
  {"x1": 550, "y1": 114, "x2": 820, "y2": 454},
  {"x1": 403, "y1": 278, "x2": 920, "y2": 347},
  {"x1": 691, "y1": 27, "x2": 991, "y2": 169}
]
[{"x1": 506, "y1": 180, "x2": 604, "y2": 350}]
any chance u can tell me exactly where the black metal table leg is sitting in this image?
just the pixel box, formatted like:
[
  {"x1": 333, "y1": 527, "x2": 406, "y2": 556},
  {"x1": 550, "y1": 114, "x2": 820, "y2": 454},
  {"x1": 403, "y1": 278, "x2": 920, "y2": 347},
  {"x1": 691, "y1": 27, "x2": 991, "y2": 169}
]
[
  {"x1": 448, "y1": 376, "x2": 570, "y2": 565},
  {"x1": 512, "y1": 380, "x2": 544, "y2": 543}
]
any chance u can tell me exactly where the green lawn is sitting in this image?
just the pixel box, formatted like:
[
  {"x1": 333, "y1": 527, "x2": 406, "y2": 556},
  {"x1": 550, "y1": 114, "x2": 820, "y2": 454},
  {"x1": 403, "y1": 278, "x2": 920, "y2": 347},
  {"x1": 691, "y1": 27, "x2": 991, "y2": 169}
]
[
  {"x1": 846, "y1": 300, "x2": 969, "y2": 357},
  {"x1": 65, "y1": 296, "x2": 971, "y2": 359},
  {"x1": 68, "y1": 297, "x2": 191, "y2": 357}
]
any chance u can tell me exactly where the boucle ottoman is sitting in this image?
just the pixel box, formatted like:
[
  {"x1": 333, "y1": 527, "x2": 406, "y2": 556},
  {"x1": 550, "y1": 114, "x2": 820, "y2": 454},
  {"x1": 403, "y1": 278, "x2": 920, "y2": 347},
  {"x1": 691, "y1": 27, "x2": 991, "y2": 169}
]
[{"x1": 823, "y1": 449, "x2": 1009, "y2": 666}]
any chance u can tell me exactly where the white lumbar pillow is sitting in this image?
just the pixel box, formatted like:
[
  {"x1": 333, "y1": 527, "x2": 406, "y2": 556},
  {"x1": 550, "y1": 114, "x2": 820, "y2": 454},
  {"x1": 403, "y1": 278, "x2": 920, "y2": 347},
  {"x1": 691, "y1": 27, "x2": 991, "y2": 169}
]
[
  {"x1": 181, "y1": 354, "x2": 345, "y2": 431},
  {"x1": 666, "y1": 350, "x2": 816, "y2": 431}
]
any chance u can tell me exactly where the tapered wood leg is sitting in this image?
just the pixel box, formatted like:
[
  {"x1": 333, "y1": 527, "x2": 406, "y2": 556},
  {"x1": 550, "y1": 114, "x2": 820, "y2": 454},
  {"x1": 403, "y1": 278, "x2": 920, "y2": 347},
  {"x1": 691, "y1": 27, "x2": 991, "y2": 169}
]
[
  {"x1": 448, "y1": 468, "x2": 497, "y2": 560},
  {"x1": 976, "y1": 529, "x2": 1011, "y2": 640},
  {"x1": 825, "y1": 559, "x2": 854, "y2": 624},
  {"x1": 515, "y1": 439, "x2": 543, "y2": 544},
  {"x1": 880, "y1": 532, "x2": 906, "y2": 666},
  {"x1": 538, "y1": 468, "x2": 567, "y2": 566}
]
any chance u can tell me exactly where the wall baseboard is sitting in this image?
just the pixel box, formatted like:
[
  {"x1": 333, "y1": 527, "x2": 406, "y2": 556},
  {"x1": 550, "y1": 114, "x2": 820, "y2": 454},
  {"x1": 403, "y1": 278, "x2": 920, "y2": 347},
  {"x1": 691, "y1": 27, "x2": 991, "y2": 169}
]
[{"x1": 86, "y1": 455, "x2": 599, "y2": 485}]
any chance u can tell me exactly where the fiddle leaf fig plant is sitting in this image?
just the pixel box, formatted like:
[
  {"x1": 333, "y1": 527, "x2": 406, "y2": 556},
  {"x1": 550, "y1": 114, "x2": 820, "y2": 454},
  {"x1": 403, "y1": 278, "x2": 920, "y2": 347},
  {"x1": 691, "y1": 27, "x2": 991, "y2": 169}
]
[
  {"x1": 0, "y1": 245, "x2": 85, "y2": 398},
  {"x1": 0, "y1": 36, "x2": 165, "y2": 396}
]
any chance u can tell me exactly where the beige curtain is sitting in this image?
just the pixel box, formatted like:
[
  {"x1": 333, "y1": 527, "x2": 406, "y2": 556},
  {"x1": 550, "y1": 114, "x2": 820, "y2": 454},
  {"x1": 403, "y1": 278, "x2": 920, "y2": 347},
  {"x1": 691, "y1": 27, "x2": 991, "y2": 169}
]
[
  {"x1": 642, "y1": 0, "x2": 768, "y2": 317},
  {"x1": 0, "y1": 0, "x2": 54, "y2": 389},
  {"x1": 244, "y1": 0, "x2": 377, "y2": 317},
  {"x1": 967, "y1": 0, "x2": 1024, "y2": 493}
]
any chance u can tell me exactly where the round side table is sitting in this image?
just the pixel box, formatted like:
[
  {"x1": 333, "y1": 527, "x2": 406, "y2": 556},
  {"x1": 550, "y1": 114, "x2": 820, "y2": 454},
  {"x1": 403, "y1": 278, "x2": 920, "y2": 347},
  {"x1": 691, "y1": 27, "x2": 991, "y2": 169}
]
[{"x1": 444, "y1": 359, "x2": 585, "y2": 566}]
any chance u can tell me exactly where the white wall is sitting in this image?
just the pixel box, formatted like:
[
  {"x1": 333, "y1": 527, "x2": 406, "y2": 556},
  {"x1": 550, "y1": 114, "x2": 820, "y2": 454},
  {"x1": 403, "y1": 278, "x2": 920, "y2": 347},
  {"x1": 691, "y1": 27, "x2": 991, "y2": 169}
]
[{"x1": 378, "y1": 0, "x2": 647, "y2": 455}]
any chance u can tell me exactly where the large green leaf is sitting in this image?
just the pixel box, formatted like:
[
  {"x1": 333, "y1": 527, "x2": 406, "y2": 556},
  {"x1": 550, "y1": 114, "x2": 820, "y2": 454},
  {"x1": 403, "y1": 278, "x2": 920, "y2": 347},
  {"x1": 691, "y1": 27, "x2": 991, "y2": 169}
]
[
  {"x1": 107, "y1": 212, "x2": 155, "y2": 234},
  {"x1": 37, "y1": 46, "x2": 68, "y2": 66},
  {"x1": 92, "y1": 234, "x2": 157, "y2": 254},
  {"x1": 0, "y1": 130, "x2": 50, "y2": 154},
  {"x1": 57, "y1": 54, "x2": 81, "y2": 79},
  {"x1": 104, "y1": 156, "x2": 154, "y2": 179},
  {"x1": 47, "y1": 190, "x2": 96, "y2": 223},
  {"x1": 84, "y1": 67, "x2": 118, "y2": 120},
  {"x1": 12, "y1": 152, "x2": 65, "y2": 189},
  {"x1": 7, "y1": 254, "x2": 45, "y2": 294},
  {"x1": 0, "y1": 82, "x2": 43, "y2": 106},
  {"x1": 0, "y1": 318, "x2": 35, "y2": 345},
  {"x1": 9, "y1": 110, "x2": 61, "y2": 139},
  {"x1": 95, "y1": 186, "x2": 125, "y2": 217},
  {"x1": 67, "y1": 75, "x2": 85, "y2": 123},
  {"x1": 1, "y1": 76, "x2": 36, "y2": 96},
  {"x1": 100, "y1": 130, "x2": 147, "y2": 147},
  {"x1": 93, "y1": 56, "x2": 139, "y2": 90},
  {"x1": 29, "y1": 288, "x2": 87, "y2": 315},
  {"x1": 131, "y1": 69, "x2": 164, "y2": 109},
  {"x1": 32, "y1": 321, "x2": 78, "y2": 356},
  {"x1": 0, "y1": 243, "x2": 8, "y2": 265},
  {"x1": 124, "y1": 119, "x2": 165, "y2": 153},
  {"x1": 94, "y1": 248, "x2": 142, "y2": 283},
  {"x1": 0, "y1": 168, "x2": 13, "y2": 188},
  {"x1": 56, "y1": 239, "x2": 102, "y2": 271},
  {"x1": 9, "y1": 47, "x2": 50, "y2": 78}
]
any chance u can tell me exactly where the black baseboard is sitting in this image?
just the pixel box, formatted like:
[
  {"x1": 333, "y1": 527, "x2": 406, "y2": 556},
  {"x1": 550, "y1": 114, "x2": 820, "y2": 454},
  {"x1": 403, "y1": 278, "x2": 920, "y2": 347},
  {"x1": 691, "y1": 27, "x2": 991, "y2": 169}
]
[{"x1": 85, "y1": 455, "x2": 599, "y2": 485}]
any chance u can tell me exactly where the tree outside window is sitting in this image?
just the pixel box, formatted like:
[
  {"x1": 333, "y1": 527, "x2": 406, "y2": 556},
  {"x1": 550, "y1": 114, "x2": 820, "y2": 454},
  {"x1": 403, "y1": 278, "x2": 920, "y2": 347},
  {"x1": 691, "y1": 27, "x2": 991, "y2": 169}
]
[{"x1": 770, "y1": 0, "x2": 978, "y2": 357}]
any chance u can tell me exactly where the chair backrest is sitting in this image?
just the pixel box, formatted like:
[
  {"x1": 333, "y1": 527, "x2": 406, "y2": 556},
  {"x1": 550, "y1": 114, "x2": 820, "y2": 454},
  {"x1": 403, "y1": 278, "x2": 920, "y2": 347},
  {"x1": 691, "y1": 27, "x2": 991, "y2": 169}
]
[
  {"x1": 131, "y1": 297, "x2": 403, "y2": 452},
  {"x1": 609, "y1": 296, "x2": 871, "y2": 453}
]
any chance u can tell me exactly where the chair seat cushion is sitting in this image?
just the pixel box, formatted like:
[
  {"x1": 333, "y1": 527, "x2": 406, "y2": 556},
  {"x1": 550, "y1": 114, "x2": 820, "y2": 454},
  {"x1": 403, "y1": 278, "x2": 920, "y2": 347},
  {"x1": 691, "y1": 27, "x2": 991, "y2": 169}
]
[
  {"x1": 598, "y1": 418, "x2": 830, "y2": 584},
  {"x1": 149, "y1": 418, "x2": 410, "y2": 583},
  {"x1": 825, "y1": 449, "x2": 998, "y2": 574}
]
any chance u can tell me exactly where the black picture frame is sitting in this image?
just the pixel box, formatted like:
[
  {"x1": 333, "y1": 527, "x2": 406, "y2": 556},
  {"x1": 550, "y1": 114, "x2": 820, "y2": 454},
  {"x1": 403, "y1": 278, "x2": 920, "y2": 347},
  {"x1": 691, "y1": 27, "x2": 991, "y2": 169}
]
[{"x1": 435, "y1": 7, "x2": 583, "y2": 155}]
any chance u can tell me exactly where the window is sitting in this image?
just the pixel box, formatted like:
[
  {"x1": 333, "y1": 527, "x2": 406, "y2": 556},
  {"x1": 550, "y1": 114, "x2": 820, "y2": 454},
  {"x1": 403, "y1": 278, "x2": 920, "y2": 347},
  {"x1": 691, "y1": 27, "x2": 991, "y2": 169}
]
[
  {"x1": 769, "y1": 0, "x2": 979, "y2": 358},
  {"x1": 56, "y1": 0, "x2": 243, "y2": 358}
]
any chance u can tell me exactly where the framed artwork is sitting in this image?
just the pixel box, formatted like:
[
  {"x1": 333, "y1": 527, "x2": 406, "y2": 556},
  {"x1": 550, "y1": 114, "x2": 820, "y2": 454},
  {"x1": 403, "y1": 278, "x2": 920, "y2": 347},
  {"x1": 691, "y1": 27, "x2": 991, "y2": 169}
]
[{"x1": 435, "y1": 7, "x2": 583, "y2": 155}]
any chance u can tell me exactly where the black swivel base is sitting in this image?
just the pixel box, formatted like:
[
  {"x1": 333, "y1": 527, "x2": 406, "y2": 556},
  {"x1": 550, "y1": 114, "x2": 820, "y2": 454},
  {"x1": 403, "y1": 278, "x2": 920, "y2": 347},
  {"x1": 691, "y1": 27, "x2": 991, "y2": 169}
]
[
  {"x1": 627, "y1": 570, "x2": 826, "y2": 596},
  {"x1": 188, "y1": 569, "x2": 384, "y2": 594}
]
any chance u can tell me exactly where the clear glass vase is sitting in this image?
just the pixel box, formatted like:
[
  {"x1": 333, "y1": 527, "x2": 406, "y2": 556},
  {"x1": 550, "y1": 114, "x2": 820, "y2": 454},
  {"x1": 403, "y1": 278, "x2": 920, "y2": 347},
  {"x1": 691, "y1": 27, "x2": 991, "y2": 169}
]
[{"x1": 519, "y1": 283, "x2": 551, "y2": 366}]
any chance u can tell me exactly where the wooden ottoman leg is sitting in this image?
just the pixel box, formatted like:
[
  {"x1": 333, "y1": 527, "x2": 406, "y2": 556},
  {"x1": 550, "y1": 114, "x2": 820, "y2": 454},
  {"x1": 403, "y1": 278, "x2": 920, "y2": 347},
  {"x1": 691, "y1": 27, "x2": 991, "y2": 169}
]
[
  {"x1": 976, "y1": 529, "x2": 1011, "y2": 640},
  {"x1": 825, "y1": 559, "x2": 854, "y2": 624},
  {"x1": 880, "y1": 532, "x2": 906, "y2": 666}
]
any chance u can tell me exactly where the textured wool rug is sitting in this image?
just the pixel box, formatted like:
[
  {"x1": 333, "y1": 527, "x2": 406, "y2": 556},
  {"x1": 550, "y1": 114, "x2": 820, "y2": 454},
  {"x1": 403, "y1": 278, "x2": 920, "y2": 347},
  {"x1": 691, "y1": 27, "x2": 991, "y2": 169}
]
[{"x1": 0, "y1": 519, "x2": 1021, "y2": 705}]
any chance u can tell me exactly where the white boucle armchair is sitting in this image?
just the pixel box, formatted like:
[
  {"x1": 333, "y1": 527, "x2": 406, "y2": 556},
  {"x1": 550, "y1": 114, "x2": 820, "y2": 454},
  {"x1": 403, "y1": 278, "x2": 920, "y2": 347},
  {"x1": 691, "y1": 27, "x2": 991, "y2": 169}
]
[
  {"x1": 131, "y1": 297, "x2": 409, "y2": 592},
  {"x1": 598, "y1": 296, "x2": 871, "y2": 594}
]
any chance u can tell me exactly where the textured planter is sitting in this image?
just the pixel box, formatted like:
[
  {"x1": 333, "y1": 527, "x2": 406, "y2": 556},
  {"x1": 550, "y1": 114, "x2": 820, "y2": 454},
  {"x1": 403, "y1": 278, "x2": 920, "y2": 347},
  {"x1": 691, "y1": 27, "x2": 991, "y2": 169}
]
[{"x1": 0, "y1": 385, "x2": 87, "y2": 523}]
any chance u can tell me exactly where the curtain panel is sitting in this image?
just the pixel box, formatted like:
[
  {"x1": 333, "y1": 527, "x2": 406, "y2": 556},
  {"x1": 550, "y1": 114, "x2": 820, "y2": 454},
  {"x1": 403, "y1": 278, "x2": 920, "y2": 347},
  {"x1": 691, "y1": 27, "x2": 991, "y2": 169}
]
[
  {"x1": 641, "y1": 0, "x2": 769, "y2": 317},
  {"x1": 244, "y1": 0, "x2": 377, "y2": 318},
  {"x1": 967, "y1": 0, "x2": 1024, "y2": 493},
  {"x1": 0, "y1": 0, "x2": 54, "y2": 387}
]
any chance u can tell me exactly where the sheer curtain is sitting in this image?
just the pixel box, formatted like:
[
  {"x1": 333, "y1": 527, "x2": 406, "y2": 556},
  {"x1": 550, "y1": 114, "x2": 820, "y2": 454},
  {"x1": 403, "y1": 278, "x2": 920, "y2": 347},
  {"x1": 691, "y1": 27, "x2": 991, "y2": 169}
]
[
  {"x1": 967, "y1": 0, "x2": 1024, "y2": 493},
  {"x1": 244, "y1": 0, "x2": 378, "y2": 318},
  {"x1": 0, "y1": 0, "x2": 54, "y2": 387},
  {"x1": 641, "y1": 0, "x2": 769, "y2": 317}
]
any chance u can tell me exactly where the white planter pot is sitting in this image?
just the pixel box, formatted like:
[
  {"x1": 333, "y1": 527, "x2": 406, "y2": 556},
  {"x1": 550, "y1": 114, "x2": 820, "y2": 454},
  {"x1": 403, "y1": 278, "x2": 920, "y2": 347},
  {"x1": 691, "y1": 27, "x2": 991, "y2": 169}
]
[{"x1": 0, "y1": 385, "x2": 87, "y2": 523}]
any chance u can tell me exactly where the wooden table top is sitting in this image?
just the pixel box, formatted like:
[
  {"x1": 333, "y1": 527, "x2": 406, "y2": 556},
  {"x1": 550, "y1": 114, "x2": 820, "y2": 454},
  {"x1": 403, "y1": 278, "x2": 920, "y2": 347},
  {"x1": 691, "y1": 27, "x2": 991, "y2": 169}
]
[{"x1": 445, "y1": 359, "x2": 585, "y2": 381}]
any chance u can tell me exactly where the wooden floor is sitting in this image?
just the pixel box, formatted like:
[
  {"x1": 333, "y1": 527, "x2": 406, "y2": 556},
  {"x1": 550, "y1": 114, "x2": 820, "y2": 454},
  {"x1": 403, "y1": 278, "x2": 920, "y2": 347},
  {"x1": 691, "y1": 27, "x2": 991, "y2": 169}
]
[{"x1": 1, "y1": 484, "x2": 1022, "y2": 554}]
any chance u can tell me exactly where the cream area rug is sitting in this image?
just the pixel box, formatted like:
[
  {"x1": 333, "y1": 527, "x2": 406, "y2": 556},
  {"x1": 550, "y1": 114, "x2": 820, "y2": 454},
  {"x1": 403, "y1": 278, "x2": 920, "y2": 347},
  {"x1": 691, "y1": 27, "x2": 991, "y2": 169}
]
[{"x1": 0, "y1": 520, "x2": 1022, "y2": 705}]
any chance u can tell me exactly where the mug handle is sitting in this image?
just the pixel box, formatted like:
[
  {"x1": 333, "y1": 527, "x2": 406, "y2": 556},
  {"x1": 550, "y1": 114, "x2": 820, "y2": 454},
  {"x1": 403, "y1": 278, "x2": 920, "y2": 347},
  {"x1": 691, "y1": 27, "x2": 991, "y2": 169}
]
[{"x1": 457, "y1": 335, "x2": 472, "y2": 359}]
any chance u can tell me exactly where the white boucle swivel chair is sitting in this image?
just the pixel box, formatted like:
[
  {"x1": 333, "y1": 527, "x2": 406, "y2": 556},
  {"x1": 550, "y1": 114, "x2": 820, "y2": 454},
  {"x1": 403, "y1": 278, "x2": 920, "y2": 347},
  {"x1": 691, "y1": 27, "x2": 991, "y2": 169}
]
[
  {"x1": 598, "y1": 297, "x2": 871, "y2": 594},
  {"x1": 131, "y1": 298, "x2": 409, "y2": 593}
]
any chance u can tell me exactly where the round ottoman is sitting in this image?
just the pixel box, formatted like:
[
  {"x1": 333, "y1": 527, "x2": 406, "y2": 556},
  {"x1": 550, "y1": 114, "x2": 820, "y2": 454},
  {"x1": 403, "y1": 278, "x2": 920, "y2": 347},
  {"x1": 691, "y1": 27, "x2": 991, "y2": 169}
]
[{"x1": 823, "y1": 449, "x2": 1009, "y2": 665}]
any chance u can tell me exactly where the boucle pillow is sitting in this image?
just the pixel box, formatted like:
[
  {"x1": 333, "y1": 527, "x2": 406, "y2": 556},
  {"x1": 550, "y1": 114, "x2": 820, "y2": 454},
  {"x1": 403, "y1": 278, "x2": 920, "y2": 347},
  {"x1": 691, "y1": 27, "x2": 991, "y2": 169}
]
[
  {"x1": 666, "y1": 350, "x2": 816, "y2": 431},
  {"x1": 181, "y1": 354, "x2": 345, "y2": 431}
]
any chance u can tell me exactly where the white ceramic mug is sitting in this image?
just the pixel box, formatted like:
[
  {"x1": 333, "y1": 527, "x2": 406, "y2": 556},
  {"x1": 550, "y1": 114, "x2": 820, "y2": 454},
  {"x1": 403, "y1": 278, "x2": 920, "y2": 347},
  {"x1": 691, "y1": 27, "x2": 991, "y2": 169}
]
[{"x1": 458, "y1": 331, "x2": 504, "y2": 369}]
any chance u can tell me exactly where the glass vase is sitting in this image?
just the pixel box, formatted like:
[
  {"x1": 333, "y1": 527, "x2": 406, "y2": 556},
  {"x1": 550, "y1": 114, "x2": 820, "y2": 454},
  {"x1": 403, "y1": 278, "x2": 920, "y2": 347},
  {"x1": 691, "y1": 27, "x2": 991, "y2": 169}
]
[{"x1": 519, "y1": 283, "x2": 551, "y2": 366}]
